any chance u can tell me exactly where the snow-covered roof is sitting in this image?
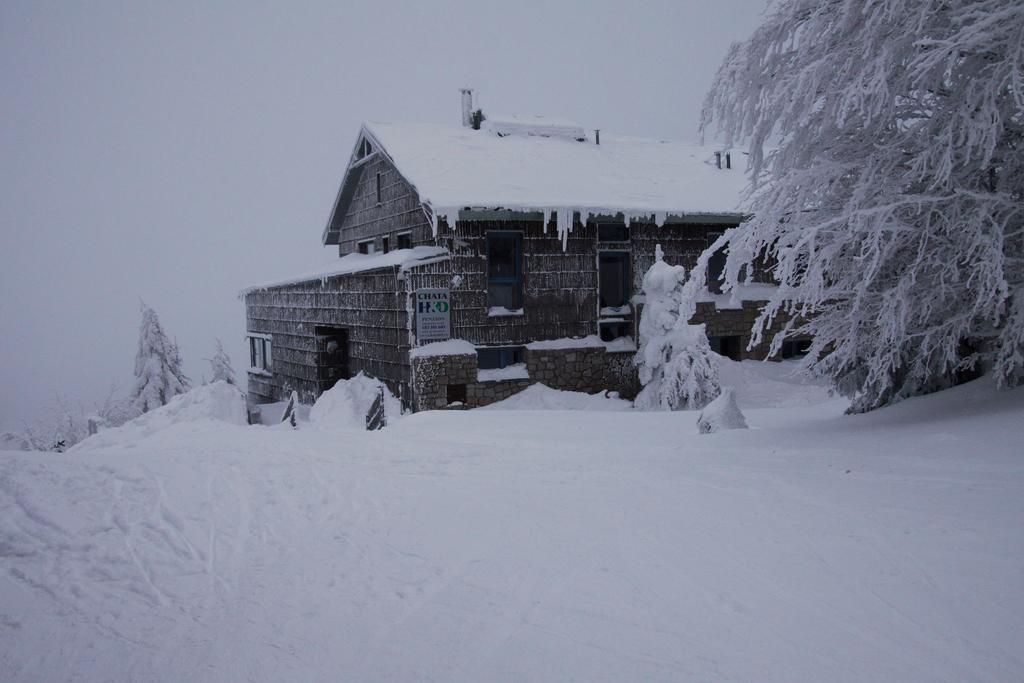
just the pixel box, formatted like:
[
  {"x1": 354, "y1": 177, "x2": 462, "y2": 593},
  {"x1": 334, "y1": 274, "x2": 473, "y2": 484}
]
[
  {"x1": 370, "y1": 121, "x2": 743, "y2": 216},
  {"x1": 241, "y1": 246, "x2": 448, "y2": 295},
  {"x1": 324, "y1": 120, "x2": 748, "y2": 245}
]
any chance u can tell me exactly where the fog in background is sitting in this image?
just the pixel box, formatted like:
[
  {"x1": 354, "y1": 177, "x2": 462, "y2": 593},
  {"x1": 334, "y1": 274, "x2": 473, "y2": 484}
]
[{"x1": 0, "y1": 0, "x2": 765, "y2": 430}]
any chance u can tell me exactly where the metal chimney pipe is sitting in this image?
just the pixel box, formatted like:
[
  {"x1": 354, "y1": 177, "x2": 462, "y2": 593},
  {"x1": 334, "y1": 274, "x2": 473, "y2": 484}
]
[
  {"x1": 725, "y1": 153, "x2": 731, "y2": 169},
  {"x1": 715, "y1": 152, "x2": 722, "y2": 169},
  {"x1": 460, "y1": 88, "x2": 473, "y2": 128},
  {"x1": 594, "y1": 129, "x2": 600, "y2": 145}
]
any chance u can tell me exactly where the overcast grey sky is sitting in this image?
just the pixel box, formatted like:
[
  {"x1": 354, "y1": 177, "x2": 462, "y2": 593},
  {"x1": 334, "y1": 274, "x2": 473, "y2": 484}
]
[{"x1": 0, "y1": 0, "x2": 766, "y2": 430}]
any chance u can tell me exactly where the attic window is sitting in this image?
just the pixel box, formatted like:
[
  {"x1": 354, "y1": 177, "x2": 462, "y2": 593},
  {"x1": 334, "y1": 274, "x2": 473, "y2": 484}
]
[
  {"x1": 375, "y1": 172, "x2": 382, "y2": 204},
  {"x1": 358, "y1": 239, "x2": 376, "y2": 255},
  {"x1": 356, "y1": 138, "x2": 373, "y2": 160}
]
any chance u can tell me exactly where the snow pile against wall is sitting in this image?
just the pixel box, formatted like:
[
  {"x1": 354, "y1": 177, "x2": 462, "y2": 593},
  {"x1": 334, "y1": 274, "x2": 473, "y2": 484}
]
[
  {"x1": 480, "y1": 384, "x2": 632, "y2": 412},
  {"x1": 409, "y1": 339, "x2": 477, "y2": 358},
  {"x1": 72, "y1": 381, "x2": 248, "y2": 452},
  {"x1": 525, "y1": 335, "x2": 606, "y2": 351},
  {"x1": 308, "y1": 373, "x2": 402, "y2": 431},
  {"x1": 697, "y1": 388, "x2": 748, "y2": 434}
]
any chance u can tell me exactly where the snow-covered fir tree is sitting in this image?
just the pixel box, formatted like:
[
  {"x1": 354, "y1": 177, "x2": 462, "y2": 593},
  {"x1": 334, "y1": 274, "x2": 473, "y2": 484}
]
[
  {"x1": 208, "y1": 338, "x2": 236, "y2": 385},
  {"x1": 132, "y1": 304, "x2": 190, "y2": 413},
  {"x1": 700, "y1": 0, "x2": 1024, "y2": 412},
  {"x1": 635, "y1": 246, "x2": 721, "y2": 410}
]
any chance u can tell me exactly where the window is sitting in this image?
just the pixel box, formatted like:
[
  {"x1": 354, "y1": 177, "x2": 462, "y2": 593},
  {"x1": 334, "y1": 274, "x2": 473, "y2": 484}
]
[
  {"x1": 375, "y1": 172, "x2": 382, "y2": 204},
  {"x1": 247, "y1": 334, "x2": 272, "y2": 372},
  {"x1": 396, "y1": 231, "x2": 412, "y2": 250},
  {"x1": 781, "y1": 339, "x2": 812, "y2": 359},
  {"x1": 358, "y1": 239, "x2": 375, "y2": 255},
  {"x1": 597, "y1": 222, "x2": 629, "y2": 242},
  {"x1": 477, "y1": 346, "x2": 525, "y2": 370},
  {"x1": 708, "y1": 335, "x2": 742, "y2": 361},
  {"x1": 486, "y1": 232, "x2": 522, "y2": 309},
  {"x1": 706, "y1": 231, "x2": 727, "y2": 292},
  {"x1": 599, "y1": 252, "x2": 630, "y2": 309},
  {"x1": 446, "y1": 383, "x2": 467, "y2": 405},
  {"x1": 381, "y1": 236, "x2": 389, "y2": 254},
  {"x1": 356, "y1": 138, "x2": 373, "y2": 160},
  {"x1": 599, "y1": 320, "x2": 632, "y2": 342}
]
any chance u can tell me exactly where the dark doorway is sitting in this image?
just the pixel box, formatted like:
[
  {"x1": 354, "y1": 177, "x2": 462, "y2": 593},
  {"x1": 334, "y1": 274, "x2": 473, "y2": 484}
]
[
  {"x1": 709, "y1": 335, "x2": 742, "y2": 361},
  {"x1": 314, "y1": 326, "x2": 350, "y2": 391}
]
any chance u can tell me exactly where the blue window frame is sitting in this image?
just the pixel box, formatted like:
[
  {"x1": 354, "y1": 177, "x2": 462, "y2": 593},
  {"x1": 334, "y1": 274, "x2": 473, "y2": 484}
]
[
  {"x1": 477, "y1": 346, "x2": 526, "y2": 370},
  {"x1": 487, "y1": 232, "x2": 522, "y2": 309}
]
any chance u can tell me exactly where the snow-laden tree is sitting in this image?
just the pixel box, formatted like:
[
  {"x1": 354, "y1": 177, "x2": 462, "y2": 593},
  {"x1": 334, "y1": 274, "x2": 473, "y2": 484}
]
[
  {"x1": 132, "y1": 304, "x2": 190, "y2": 413},
  {"x1": 635, "y1": 246, "x2": 721, "y2": 410},
  {"x1": 700, "y1": 0, "x2": 1024, "y2": 412},
  {"x1": 207, "y1": 339, "x2": 237, "y2": 385}
]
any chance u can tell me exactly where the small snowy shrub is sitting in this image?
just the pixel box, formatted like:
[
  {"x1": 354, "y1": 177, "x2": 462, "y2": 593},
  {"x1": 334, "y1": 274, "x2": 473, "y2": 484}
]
[
  {"x1": 132, "y1": 304, "x2": 190, "y2": 413},
  {"x1": 208, "y1": 338, "x2": 236, "y2": 385},
  {"x1": 635, "y1": 246, "x2": 721, "y2": 410},
  {"x1": 697, "y1": 388, "x2": 748, "y2": 434}
]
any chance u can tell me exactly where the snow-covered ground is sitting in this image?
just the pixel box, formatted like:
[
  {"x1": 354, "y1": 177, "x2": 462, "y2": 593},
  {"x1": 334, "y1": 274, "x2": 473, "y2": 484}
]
[{"x1": 2, "y1": 365, "x2": 1022, "y2": 682}]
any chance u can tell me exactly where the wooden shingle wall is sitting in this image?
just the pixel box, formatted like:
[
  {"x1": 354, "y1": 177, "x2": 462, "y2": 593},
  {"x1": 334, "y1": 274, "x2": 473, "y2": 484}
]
[
  {"x1": 407, "y1": 217, "x2": 598, "y2": 345},
  {"x1": 332, "y1": 154, "x2": 434, "y2": 256},
  {"x1": 244, "y1": 267, "x2": 412, "y2": 406}
]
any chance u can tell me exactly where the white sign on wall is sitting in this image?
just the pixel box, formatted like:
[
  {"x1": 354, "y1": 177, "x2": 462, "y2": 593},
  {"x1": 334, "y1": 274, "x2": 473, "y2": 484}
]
[{"x1": 415, "y1": 288, "x2": 451, "y2": 342}]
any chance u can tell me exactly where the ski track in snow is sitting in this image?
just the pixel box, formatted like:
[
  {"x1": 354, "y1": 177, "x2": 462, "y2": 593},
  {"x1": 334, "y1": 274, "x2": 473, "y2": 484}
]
[{"x1": 1, "y1": 378, "x2": 1023, "y2": 682}]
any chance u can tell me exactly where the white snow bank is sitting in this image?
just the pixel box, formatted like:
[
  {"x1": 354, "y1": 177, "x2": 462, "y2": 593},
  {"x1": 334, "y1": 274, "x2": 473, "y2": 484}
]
[
  {"x1": 3, "y1": 377, "x2": 1023, "y2": 682},
  {"x1": 525, "y1": 335, "x2": 606, "y2": 351},
  {"x1": 480, "y1": 383, "x2": 632, "y2": 411},
  {"x1": 242, "y1": 246, "x2": 448, "y2": 294},
  {"x1": 71, "y1": 382, "x2": 248, "y2": 451},
  {"x1": 308, "y1": 373, "x2": 402, "y2": 430},
  {"x1": 477, "y1": 363, "x2": 529, "y2": 382},
  {"x1": 697, "y1": 388, "x2": 748, "y2": 434},
  {"x1": 717, "y1": 358, "x2": 833, "y2": 409},
  {"x1": 410, "y1": 339, "x2": 477, "y2": 358},
  {"x1": 252, "y1": 400, "x2": 311, "y2": 426}
]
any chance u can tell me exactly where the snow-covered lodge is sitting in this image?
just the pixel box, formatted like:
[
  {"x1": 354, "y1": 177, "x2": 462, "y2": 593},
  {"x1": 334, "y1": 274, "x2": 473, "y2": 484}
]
[{"x1": 243, "y1": 92, "x2": 795, "y2": 413}]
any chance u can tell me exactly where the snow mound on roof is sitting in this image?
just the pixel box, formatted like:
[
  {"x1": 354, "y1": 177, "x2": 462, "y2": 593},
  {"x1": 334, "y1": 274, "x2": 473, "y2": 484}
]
[
  {"x1": 480, "y1": 384, "x2": 632, "y2": 412},
  {"x1": 72, "y1": 382, "x2": 248, "y2": 452},
  {"x1": 410, "y1": 339, "x2": 477, "y2": 358},
  {"x1": 482, "y1": 113, "x2": 587, "y2": 141},
  {"x1": 309, "y1": 373, "x2": 402, "y2": 430}
]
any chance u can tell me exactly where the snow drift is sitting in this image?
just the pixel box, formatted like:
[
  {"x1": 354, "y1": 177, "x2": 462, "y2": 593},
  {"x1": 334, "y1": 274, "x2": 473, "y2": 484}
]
[
  {"x1": 697, "y1": 388, "x2": 748, "y2": 434},
  {"x1": 308, "y1": 373, "x2": 402, "y2": 430},
  {"x1": 72, "y1": 381, "x2": 248, "y2": 451},
  {"x1": 481, "y1": 384, "x2": 632, "y2": 411}
]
